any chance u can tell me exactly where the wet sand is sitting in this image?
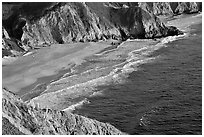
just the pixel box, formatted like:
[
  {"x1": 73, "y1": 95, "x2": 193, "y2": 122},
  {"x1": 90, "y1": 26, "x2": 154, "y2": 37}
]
[
  {"x1": 20, "y1": 66, "x2": 74, "y2": 101},
  {"x1": 2, "y1": 13, "x2": 201, "y2": 111},
  {"x1": 27, "y1": 39, "x2": 158, "y2": 110},
  {"x1": 25, "y1": 13, "x2": 202, "y2": 111},
  {"x1": 2, "y1": 40, "x2": 117, "y2": 94}
]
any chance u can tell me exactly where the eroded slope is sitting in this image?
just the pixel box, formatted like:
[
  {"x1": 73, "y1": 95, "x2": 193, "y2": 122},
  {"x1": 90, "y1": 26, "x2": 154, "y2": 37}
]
[{"x1": 2, "y1": 88, "x2": 125, "y2": 135}]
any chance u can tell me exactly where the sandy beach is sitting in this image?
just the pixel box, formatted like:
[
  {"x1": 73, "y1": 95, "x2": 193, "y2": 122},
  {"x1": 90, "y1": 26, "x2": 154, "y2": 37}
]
[
  {"x1": 3, "y1": 40, "x2": 117, "y2": 93},
  {"x1": 2, "y1": 36, "x2": 158, "y2": 106},
  {"x1": 27, "y1": 38, "x2": 159, "y2": 110},
  {"x1": 2, "y1": 13, "x2": 202, "y2": 111}
]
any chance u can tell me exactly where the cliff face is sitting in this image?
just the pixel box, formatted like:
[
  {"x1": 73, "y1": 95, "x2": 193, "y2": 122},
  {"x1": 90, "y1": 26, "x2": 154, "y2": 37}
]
[
  {"x1": 2, "y1": 2, "x2": 201, "y2": 57},
  {"x1": 152, "y1": 2, "x2": 174, "y2": 15},
  {"x1": 2, "y1": 27, "x2": 26, "y2": 57},
  {"x1": 152, "y1": 2, "x2": 202, "y2": 15},
  {"x1": 2, "y1": 2, "x2": 59, "y2": 57},
  {"x1": 21, "y1": 3, "x2": 121, "y2": 47},
  {"x1": 2, "y1": 2, "x2": 183, "y2": 52},
  {"x1": 2, "y1": 88, "x2": 125, "y2": 135},
  {"x1": 21, "y1": 2, "x2": 179, "y2": 47}
]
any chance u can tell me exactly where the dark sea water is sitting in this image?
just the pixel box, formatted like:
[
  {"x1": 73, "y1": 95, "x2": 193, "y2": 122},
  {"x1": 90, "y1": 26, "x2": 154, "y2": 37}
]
[{"x1": 73, "y1": 22, "x2": 202, "y2": 135}]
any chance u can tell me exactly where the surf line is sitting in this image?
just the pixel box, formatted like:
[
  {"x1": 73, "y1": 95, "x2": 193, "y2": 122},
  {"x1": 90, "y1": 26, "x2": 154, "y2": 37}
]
[
  {"x1": 29, "y1": 33, "x2": 188, "y2": 111},
  {"x1": 62, "y1": 98, "x2": 90, "y2": 112}
]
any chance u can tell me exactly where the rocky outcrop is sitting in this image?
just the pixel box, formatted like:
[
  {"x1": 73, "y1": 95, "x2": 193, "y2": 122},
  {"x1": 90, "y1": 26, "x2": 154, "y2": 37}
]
[
  {"x1": 2, "y1": 88, "x2": 125, "y2": 135},
  {"x1": 151, "y1": 2, "x2": 202, "y2": 16},
  {"x1": 174, "y1": 2, "x2": 190, "y2": 14},
  {"x1": 2, "y1": 27, "x2": 26, "y2": 57},
  {"x1": 21, "y1": 3, "x2": 121, "y2": 47},
  {"x1": 3, "y1": 2, "x2": 200, "y2": 56},
  {"x1": 152, "y1": 2, "x2": 174, "y2": 15},
  {"x1": 2, "y1": 2, "x2": 183, "y2": 51},
  {"x1": 137, "y1": 2, "x2": 182, "y2": 38},
  {"x1": 188, "y1": 2, "x2": 200, "y2": 13}
]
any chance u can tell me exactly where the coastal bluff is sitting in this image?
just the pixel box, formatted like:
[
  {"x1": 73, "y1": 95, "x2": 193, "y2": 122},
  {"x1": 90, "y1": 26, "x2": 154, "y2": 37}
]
[
  {"x1": 2, "y1": 88, "x2": 126, "y2": 135},
  {"x1": 2, "y1": 2, "x2": 186, "y2": 57}
]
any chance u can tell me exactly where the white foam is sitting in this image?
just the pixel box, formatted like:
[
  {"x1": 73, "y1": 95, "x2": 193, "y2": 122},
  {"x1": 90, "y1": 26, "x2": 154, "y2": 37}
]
[
  {"x1": 128, "y1": 46, "x2": 148, "y2": 57},
  {"x1": 161, "y1": 33, "x2": 187, "y2": 44},
  {"x1": 126, "y1": 38, "x2": 151, "y2": 42},
  {"x1": 23, "y1": 52, "x2": 33, "y2": 57},
  {"x1": 62, "y1": 98, "x2": 90, "y2": 112},
  {"x1": 122, "y1": 57, "x2": 158, "y2": 73},
  {"x1": 42, "y1": 66, "x2": 109, "y2": 95},
  {"x1": 118, "y1": 41, "x2": 125, "y2": 47},
  {"x1": 90, "y1": 91, "x2": 104, "y2": 97},
  {"x1": 80, "y1": 68, "x2": 94, "y2": 75},
  {"x1": 40, "y1": 73, "x2": 79, "y2": 95},
  {"x1": 118, "y1": 34, "x2": 188, "y2": 77},
  {"x1": 30, "y1": 33, "x2": 188, "y2": 110},
  {"x1": 38, "y1": 36, "x2": 174, "y2": 100},
  {"x1": 128, "y1": 33, "x2": 187, "y2": 61},
  {"x1": 95, "y1": 66, "x2": 109, "y2": 71}
]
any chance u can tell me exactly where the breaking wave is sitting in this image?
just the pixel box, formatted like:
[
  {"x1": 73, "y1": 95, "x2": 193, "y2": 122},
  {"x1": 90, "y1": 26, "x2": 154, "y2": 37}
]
[
  {"x1": 62, "y1": 98, "x2": 90, "y2": 112},
  {"x1": 29, "y1": 33, "x2": 188, "y2": 111}
]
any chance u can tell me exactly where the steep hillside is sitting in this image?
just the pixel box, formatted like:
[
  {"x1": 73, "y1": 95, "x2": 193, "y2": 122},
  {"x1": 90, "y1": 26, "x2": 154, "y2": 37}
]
[
  {"x1": 2, "y1": 27, "x2": 26, "y2": 57},
  {"x1": 2, "y1": 88, "x2": 125, "y2": 135},
  {"x1": 21, "y1": 2, "x2": 181, "y2": 48},
  {"x1": 153, "y1": 2, "x2": 174, "y2": 15},
  {"x1": 2, "y1": 2, "x2": 182, "y2": 53},
  {"x1": 152, "y1": 2, "x2": 202, "y2": 15}
]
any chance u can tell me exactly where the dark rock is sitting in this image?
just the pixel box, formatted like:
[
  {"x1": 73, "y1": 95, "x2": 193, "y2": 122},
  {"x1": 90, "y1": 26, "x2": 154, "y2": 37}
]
[
  {"x1": 196, "y1": 2, "x2": 202, "y2": 12},
  {"x1": 174, "y1": 2, "x2": 189, "y2": 14},
  {"x1": 2, "y1": 27, "x2": 27, "y2": 57},
  {"x1": 166, "y1": 26, "x2": 183, "y2": 36}
]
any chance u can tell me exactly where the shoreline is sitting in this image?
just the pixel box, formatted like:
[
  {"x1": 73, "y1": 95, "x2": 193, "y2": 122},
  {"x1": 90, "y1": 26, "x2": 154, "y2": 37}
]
[
  {"x1": 2, "y1": 40, "x2": 120, "y2": 94},
  {"x1": 20, "y1": 64, "x2": 75, "y2": 101},
  {"x1": 33, "y1": 20, "x2": 197, "y2": 111},
  {"x1": 2, "y1": 13, "x2": 201, "y2": 109},
  {"x1": 27, "y1": 32, "x2": 183, "y2": 111}
]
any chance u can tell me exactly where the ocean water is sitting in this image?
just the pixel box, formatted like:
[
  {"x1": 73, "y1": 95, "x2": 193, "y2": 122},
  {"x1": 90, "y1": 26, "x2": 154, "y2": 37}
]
[{"x1": 72, "y1": 23, "x2": 202, "y2": 134}]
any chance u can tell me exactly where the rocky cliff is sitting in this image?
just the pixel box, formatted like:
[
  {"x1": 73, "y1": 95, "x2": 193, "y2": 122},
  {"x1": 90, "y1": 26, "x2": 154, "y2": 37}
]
[
  {"x1": 20, "y1": 2, "x2": 182, "y2": 48},
  {"x1": 2, "y1": 27, "x2": 27, "y2": 57},
  {"x1": 2, "y1": 88, "x2": 125, "y2": 135},
  {"x1": 2, "y1": 2, "x2": 185, "y2": 54},
  {"x1": 151, "y1": 2, "x2": 202, "y2": 15}
]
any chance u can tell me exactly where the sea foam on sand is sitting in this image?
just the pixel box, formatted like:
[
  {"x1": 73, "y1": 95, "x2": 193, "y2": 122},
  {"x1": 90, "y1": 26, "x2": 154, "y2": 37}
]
[{"x1": 27, "y1": 33, "x2": 188, "y2": 111}]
